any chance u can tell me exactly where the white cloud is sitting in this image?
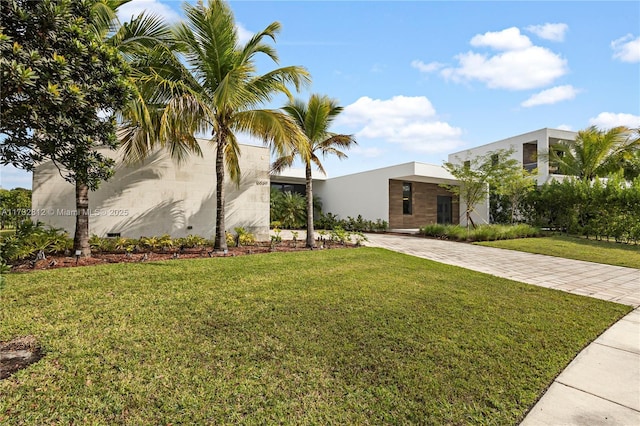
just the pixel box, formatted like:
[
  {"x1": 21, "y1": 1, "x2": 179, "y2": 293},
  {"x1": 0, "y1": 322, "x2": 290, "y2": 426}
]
[
  {"x1": 470, "y1": 27, "x2": 532, "y2": 51},
  {"x1": 521, "y1": 85, "x2": 580, "y2": 107},
  {"x1": 611, "y1": 34, "x2": 640, "y2": 63},
  {"x1": 338, "y1": 96, "x2": 464, "y2": 154},
  {"x1": 556, "y1": 124, "x2": 573, "y2": 131},
  {"x1": 589, "y1": 112, "x2": 640, "y2": 129},
  {"x1": 442, "y1": 47, "x2": 568, "y2": 90},
  {"x1": 117, "y1": 0, "x2": 181, "y2": 23},
  {"x1": 525, "y1": 23, "x2": 568, "y2": 42},
  {"x1": 437, "y1": 26, "x2": 568, "y2": 90},
  {"x1": 411, "y1": 60, "x2": 444, "y2": 73},
  {"x1": 236, "y1": 22, "x2": 254, "y2": 45}
]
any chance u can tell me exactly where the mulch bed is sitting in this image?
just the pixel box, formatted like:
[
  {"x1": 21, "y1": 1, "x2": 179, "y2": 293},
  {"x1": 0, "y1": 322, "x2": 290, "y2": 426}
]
[
  {"x1": 0, "y1": 336, "x2": 42, "y2": 380},
  {"x1": 10, "y1": 240, "x2": 356, "y2": 272}
]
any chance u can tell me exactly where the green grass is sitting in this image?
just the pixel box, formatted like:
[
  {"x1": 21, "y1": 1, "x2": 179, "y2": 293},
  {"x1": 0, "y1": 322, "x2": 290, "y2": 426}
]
[
  {"x1": 1, "y1": 249, "x2": 630, "y2": 424},
  {"x1": 476, "y1": 234, "x2": 640, "y2": 269}
]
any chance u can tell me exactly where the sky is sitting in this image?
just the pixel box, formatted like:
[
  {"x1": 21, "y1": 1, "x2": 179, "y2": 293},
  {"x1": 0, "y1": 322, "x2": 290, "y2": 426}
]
[{"x1": 2, "y1": 0, "x2": 639, "y2": 189}]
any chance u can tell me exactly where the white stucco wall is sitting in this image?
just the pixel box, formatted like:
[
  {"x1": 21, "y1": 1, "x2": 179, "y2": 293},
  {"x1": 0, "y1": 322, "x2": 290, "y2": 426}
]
[
  {"x1": 449, "y1": 128, "x2": 577, "y2": 185},
  {"x1": 31, "y1": 141, "x2": 271, "y2": 240},
  {"x1": 313, "y1": 162, "x2": 488, "y2": 227},
  {"x1": 315, "y1": 167, "x2": 391, "y2": 222}
]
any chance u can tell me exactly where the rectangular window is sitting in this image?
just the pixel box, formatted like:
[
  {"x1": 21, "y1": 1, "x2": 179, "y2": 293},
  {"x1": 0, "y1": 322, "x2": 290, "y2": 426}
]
[
  {"x1": 463, "y1": 160, "x2": 471, "y2": 169},
  {"x1": 491, "y1": 153, "x2": 499, "y2": 166},
  {"x1": 402, "y1": 182, "x2": 412, "y2": 215}
]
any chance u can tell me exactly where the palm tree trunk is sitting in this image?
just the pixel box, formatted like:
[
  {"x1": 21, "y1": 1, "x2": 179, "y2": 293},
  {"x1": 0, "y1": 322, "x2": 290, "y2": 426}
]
[
  {"x1": 213, "y1": 136, "x2": 227, "y2": 251},
  {"x1": 73, "y1": 181, "x2": 91, "y2": 257},
  {"x1": 305, "y1": 162, "x2": 315, "y2": 248}
]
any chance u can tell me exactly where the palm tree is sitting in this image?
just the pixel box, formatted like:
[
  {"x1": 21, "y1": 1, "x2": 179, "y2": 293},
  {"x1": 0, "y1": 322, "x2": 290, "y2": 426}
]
[
  {"x1": 165, "y1": 0, "x2": 310, "y2": 251},
  {"x1": 67, "y1": 0, "x2": 201, "y2": 257},
  {"x1": 76, "y1": 0, "x2": 308, "y2": 254},
  {"x1": 272, "y1": 94, "x2": 356, "y2": 248},
  {"x1": 548, "y1": 126, "x2": 640, "y2": 181}
]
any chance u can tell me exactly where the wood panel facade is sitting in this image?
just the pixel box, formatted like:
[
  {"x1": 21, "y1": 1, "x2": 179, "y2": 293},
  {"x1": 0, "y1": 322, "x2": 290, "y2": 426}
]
[{"x1": 388, "y1": 179, "x2": 459, "y2": 229}]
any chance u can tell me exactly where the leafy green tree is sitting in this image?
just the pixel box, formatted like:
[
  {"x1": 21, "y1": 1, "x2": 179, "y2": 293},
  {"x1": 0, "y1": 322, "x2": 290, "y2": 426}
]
[
  {"x1": 1, "y1": 0, "x2": 131, "y2": 256},
  {"x1": 272, "y1": 94, "x2": 356, "y2": 248},
  {"x1": 443, "y1": 149, "x2": 520, "y2": 229},
  {"x1": 493, "y1": 168, "x2": 538, "y2": 224},
  {"x1": 547, "y1": 126, "x2": 640, "y2": 181},
  {"x1": 0, "y1": 188, "x2": 31, "y2": 229}
]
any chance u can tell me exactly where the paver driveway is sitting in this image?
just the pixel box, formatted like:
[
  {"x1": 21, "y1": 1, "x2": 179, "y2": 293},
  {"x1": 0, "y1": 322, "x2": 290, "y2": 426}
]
[{"x1": 364, "y1": 233, "x2": 640, "y2": 307}]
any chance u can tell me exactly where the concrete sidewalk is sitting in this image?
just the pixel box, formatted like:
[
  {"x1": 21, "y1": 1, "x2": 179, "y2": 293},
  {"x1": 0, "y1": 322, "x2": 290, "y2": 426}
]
[{"x1": 361, "y1": 232, "x2": 639, "y2": 425}]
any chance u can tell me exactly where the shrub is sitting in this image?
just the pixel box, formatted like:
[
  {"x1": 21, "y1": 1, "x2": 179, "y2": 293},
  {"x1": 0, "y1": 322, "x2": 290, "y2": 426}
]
[
  {"x1": 176, "y1": 235, "x2": 206, "y2": 249},
  {"x1": 329, "y1": 226, "x2": 350, "y2": 245},
  {"x1": 419, "y1": 224, "x2": 448, "y2": 239},
  {"x1": 419, "y1": 223, "x2": 540, "y2": 242},
  {"x1": 159, "y1": 234, "x2": 174, "y2": 251},
  {"x1": 373, "y1": 219, "x2": 389, "y2": 232},
  {"x1": 0, "y1": 220, "x2": 72, "y2": 264},
  {"x1": 315, "y1": 212, "x2": 340, "y2": 230},
  {"x1": 270, "y1": 228, "x2": 282, "y2": 248},
  {"x1": 316, "y1": 212, "x2": 389, "y2": 232},
  {"x1": 233, "y1": 227, "x2": 256, "y2": 246},
  {"x1": 226, "y1": 232, "x2": 236, "y2": 248}
]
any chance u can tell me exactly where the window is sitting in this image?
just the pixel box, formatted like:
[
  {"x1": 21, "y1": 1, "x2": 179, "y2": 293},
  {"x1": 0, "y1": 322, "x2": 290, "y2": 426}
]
[
  {"x1": 491, "y1": 153, "x2": 499, "y2": 166},
  {"x1": 402, "y1": 182, "x2": 412, "y2": 215},
  {"x1": 463, "y1": 160, "x2": 471, "y2": 169},
  {"x1": 106, "y1": 232, "x2": 121, "y2": 238},
  {"x1": 270, "y1": 182, "x2": 306, "y2": 196}
]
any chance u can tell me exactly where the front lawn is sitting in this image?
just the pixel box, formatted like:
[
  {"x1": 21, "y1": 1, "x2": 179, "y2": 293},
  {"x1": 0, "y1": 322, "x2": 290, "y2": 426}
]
[
  {"x1": 476, "y1": 234, "x2": 640, "y2": 269},
  {"x1": 0, "y1": 248, "x2": 630, "y2": 424}
]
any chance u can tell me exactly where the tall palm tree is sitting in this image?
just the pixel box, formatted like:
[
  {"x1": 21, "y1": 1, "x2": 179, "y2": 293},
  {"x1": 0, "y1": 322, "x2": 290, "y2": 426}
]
[
  {"x1": 77, "y1": 0, "x2": 308, "y2": 254},
  {"x1": 69, "y1": 0, "x2": 200, "y2": 257},
  {"x1": 272, "y1": 94, "x2": 356, "y2": 248},
  {"x1": 166, "y1": 0, "x2": 310, "y2": 251},
  {"x1": 548, "y1": 126, "x2": 640, "y2": 181}
]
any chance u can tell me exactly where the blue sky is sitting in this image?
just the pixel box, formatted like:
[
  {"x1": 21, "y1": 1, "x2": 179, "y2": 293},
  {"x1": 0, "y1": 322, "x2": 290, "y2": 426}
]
[{"x1": 2, "y1": 0, "x2": 639, "y2": 189}]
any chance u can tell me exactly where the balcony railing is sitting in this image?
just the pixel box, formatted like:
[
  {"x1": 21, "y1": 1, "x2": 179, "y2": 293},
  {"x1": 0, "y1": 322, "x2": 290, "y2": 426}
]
[{"x1": 523, "y1": 162, "x2": 537, "y2": 172}]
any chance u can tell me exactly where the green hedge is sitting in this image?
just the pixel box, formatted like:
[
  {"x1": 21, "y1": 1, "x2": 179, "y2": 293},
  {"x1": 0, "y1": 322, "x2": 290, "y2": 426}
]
[{"x1": 526, "y1": 176, "x2": 640, "y2": 244}]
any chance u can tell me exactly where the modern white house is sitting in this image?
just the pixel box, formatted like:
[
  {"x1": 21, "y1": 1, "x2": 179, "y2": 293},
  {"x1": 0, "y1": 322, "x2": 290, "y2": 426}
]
[
  {"x1": 32, "y1": 141, "x2": 272, "y2": 240},
  {"x1": 448, "y1": 128, "x2": 578, "y2": 185},
  {"x1": 271, "y1": 162, "x2": 487, "y2": 229},
  {"x1": 38, "y1": 129, "x2": 581, "y2": 238}
]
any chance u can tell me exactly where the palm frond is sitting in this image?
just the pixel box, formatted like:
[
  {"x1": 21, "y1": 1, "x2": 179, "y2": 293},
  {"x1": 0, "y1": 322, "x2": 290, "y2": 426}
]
[
  {"x1": 90, "y1": 0, "x2": 126, "y2": 38},
  {"x1": 270, "y1": 154, "x2": 296, "y2": 174},
  {"x1": 232, "y1": 109, "x2": 308, "y2": 158},
  {"x1": 110, "y1": 12, "x2": 173, "y2": 55}
]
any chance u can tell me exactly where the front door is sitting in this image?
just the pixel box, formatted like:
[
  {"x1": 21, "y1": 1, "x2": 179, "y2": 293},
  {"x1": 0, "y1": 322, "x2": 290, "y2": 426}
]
[{"x1": 437, "y1": 195, "x2": 452, "y2": 224}]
